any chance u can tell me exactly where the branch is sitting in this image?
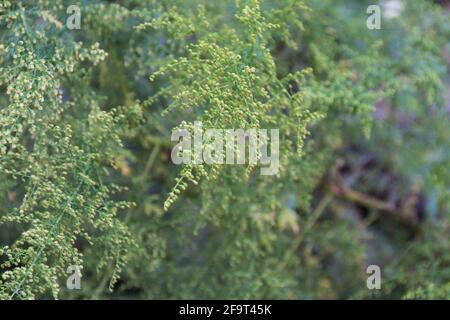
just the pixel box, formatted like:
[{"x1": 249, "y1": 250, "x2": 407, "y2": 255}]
[{"x1": 331, "y1": 181, "x2": 420, "y2": 232}]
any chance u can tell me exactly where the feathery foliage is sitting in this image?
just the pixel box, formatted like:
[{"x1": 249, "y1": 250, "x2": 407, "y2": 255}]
[{"x1": 0, "y1": 0, "x2": 449, "y2": 299}]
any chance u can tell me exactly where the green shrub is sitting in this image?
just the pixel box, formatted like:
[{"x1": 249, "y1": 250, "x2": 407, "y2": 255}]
[{"x1": 0, "y1": 0, "x2": 449, "y2": 299}]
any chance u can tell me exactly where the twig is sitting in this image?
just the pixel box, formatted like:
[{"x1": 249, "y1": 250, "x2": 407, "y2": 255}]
[
  {"x1": 278, "y1": 194, "x2": 334, "y2": 272},
  {"x1": 331, "y1": 181, "x2": 420, "y2": 232}
]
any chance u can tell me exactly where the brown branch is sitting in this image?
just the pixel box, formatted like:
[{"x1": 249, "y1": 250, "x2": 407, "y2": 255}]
[{"x1": 331, "y1": 182, "x2": 420, "y2": 232}]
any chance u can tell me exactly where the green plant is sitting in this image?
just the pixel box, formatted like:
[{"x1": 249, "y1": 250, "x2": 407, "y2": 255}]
[{"x1": 0, "y1": 0, "x2": 449, "y2": 300}]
